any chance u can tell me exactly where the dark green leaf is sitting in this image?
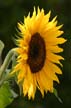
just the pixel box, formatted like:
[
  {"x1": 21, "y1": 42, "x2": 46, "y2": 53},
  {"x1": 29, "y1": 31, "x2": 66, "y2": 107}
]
[
  {"x1": 53, "y1": 88, "x2": 62, "y2": 103},
  {"x1": 10, "y1": 89, "x2": 18, "y2": 98},
  {"x1": 0, "y1": 40, "x2": 4, "y2": 56}
]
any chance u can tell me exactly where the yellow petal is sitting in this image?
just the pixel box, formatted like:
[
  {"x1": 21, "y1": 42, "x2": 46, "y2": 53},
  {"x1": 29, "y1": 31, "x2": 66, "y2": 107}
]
[
  {"x1": 44, "y1": 30, "x2": 64, "y2": 41},
  {"x1": 47, "y1": 61, "x2": 62, "y2": 74},
  {"x1": 46, "y1": 45, "x2": 63, "y2": 53},
  {"x1": 50, "y1": 38, "x2": 66, "y2": 44},
  {"x1": 43, "y1": 63, "x2": 59, "y2": 83},
  {"x1": 28, "y1": 83, "x2": 35, "y2": 99},
  {"x1": 45, "y1": 10, "x2": 51, "y2": 22},
  {"x1": 18, "y1": 65, "x2": 27, "y2": 83},
  {"x1": 23, "y1": 78, "x2": 29, "y2": 96},
  {"x1": 47, "y1": 52, "x2": 64, "y2": 65},
  {"x1": 40, "y1": 71, "x2": 53, "y2": 92},
  {"x1": 36, "y1": 73, "x2": 44, "y2": 96}
]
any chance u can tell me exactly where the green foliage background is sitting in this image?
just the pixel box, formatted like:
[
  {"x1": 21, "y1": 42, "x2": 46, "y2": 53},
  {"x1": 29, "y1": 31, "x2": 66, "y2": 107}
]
[{"x1": 0, "y1": 0, "x2": 71, "y2": 108}]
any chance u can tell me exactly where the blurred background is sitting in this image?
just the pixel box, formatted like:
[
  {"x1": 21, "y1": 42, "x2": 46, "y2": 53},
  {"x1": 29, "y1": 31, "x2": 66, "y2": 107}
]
[{"x1": 0, "y1": 0, "x2": 71, "y2": 108}]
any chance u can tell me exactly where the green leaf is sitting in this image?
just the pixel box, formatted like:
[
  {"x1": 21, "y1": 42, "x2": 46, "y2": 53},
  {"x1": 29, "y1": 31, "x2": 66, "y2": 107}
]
[
  {"x1": 0, "y1": 40, "x2": 4, "y2": 66},
  {"x1": 53, "y1": 88, "x2": 62, "y2": 103},
  {"x1": 0, "y1": 82, "x2": 13, "y2": 108}
]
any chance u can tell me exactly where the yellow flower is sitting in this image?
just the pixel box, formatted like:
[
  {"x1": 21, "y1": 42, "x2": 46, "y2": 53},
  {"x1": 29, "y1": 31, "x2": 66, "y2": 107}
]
[{"x1": 12, "y1": 7, "x2": 66, "y2": 99}]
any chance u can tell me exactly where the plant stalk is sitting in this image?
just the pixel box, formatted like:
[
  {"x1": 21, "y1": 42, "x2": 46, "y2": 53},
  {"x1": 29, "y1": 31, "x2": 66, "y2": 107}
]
[{"x1": 0, "y1": 49, "x2": 15, "y2": 80}]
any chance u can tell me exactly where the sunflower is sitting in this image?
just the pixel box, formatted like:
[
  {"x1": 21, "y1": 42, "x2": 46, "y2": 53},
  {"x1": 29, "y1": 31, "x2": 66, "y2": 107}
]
[{"x1": 12, "y1": 7, "x2": 66, "y2": 99}]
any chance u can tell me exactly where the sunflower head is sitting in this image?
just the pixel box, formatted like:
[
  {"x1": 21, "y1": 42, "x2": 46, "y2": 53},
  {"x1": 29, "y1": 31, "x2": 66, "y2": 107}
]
[{"x1": 12, "y1": 7, "x2": 66, "y2": 99}]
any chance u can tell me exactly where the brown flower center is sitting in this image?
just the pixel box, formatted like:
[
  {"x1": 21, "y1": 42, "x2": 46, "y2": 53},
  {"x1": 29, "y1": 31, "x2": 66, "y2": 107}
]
[{"x1": 27, "y1": 33, "x2": 46, "y2": 73}]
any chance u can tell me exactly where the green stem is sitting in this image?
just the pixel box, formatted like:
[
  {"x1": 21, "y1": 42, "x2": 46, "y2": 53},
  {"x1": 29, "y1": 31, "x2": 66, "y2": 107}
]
[{"x1": 0, "y1": 49, "x2": 15, "y2": 80}]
